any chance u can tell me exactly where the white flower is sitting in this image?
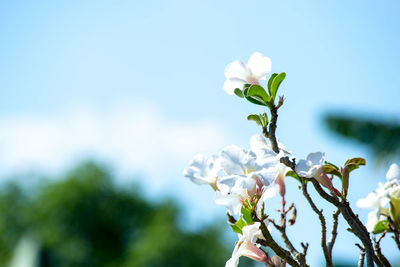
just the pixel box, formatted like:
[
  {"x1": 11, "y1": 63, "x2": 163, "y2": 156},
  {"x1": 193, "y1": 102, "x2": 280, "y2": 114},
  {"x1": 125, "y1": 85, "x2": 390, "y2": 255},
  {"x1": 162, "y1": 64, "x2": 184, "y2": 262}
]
[
  {"x1": 357, "y1": 163, "x2": 400, "y2": 232},
  {"x1": 225, "y1": 222, "x2": 267, "y2": 267},
  {"x1": 183, "y1": 154, "x2": 220, "y2": 190},
  {"x1": 295, "y1": 152, "x2": 324, "y2": 178},
  {"x1": 214, "y1": 144, "x2": 278, "y2": 214},
  {"x1": 223, "y1": 52, "x2": 272, "y2": 95},
  {"x1": 386, "y1": 163, "x2": 400, "y2": 183},
  {"x1": 296, "y1": 152, "x2": 341, "y2": 196}
]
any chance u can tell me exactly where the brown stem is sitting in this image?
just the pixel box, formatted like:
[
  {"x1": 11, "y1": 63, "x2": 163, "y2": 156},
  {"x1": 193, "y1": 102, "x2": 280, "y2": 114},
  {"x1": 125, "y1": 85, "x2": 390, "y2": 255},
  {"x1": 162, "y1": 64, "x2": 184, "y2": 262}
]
[
  {"x1": 393, "y1": 232, "x2": 400, "y2": 250},
  {"x1": 328, "y1": 208, "x2": 341, "y2": 256},
  {"x1": 311, "y1": 180, "x2": 383, "y2": 267},
  {"x1": 374, "y1": 234, "x2": 392, "y2": 267},
  {"x1": 356, "y1": 244, "x2": 366, "y2": 267},
  {"x1": 301, "y1": 182, "x2": 332, "y2": 267},
  {"x1": 255, "y1": 217, "x2": 300, "y2": 267},
  {"x1": 268, "y1": 106, "x2": 279, "y2": 153}
]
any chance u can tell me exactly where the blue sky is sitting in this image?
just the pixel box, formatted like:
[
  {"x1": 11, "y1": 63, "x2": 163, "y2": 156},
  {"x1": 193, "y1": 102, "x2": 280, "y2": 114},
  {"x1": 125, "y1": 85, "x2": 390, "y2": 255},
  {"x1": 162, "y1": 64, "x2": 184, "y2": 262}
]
[{"x1": 1, "y1": 0, "x2": 400, "y2": 265}]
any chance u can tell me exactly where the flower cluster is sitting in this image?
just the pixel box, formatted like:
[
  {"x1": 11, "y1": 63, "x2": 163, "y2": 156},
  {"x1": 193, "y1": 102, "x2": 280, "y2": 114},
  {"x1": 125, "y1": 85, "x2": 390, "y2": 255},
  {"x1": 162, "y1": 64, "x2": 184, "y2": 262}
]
[
  {"x1": 357, "y1": 163, "x2": 400, "y2": 233},
  {"x1": 184, "y1": 135, "x2": 283, "y2": 215},
  {"x1": 184, "y1": 135, "x2": 285, "y2": 266},
  {"x1": 184, "y1": 52, "x2": 397, "y2": 266}
]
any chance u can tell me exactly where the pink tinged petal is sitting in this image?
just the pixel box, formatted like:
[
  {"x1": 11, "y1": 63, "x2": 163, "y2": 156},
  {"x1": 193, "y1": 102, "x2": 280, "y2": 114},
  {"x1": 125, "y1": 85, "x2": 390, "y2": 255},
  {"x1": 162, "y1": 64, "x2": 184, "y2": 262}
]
[
  {"x1": 275, "y1": 165, "x2": 290, "y2": 197},
  {"x1": 275, "y1": 172, "x2": 286, "y2": 197},
  {"x1": 224, "y1": 60, "x2": 250, "y2": 80},
  {"x1": 315, "y1": 172, "x2": 342, "y2": 197},
  {"x1": 247, "y1": 52, "x2": 272, "y2": 80},
  {"x1": 237, "y1": 241, "x2": 268, "y2": 263},
  {"x1": 386, "y1": 163, "x2": 400, "y2": 182}
]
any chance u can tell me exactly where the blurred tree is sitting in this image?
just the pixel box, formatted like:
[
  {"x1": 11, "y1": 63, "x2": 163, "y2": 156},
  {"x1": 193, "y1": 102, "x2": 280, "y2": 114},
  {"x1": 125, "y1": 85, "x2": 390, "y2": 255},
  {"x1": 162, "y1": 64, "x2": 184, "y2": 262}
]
[
  {"x1": 0, "y1": 162, "x2": 237, "y2": 267},
  {"x1": 324, "y1": 114, "x2": 400, "y2": 162}
]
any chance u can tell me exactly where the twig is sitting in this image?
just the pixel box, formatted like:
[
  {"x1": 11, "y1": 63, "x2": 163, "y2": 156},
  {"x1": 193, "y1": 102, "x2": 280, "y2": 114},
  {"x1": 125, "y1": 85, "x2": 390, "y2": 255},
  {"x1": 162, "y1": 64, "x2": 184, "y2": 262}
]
[
  {"x1": 268, "y1": 106, "x2": 279, "y2": 153},
  {"x1": 254, "y1": 216, "x2": 300, "y2": 267},
  {"x1": 392, "y1": 232, "x2": 400, "y2": 250},
  {"x1": 311, "y1": 180, "x2": 384, "y2": 267},
  {"x1": 301, "y1": 182, "x2": 332, "y2": 267},
  {"x1": 356, "y1": 244, "x2": 366, "y2": 267},
  {"x1": 328, "y1": 208, "x2": 341, "y2": 256},
  {"x1": 270, "y1": 200, "x2": 298, "y2": 253},
  {"x1": 374, "y1": 234, "x2": 392, "y2": 267}
]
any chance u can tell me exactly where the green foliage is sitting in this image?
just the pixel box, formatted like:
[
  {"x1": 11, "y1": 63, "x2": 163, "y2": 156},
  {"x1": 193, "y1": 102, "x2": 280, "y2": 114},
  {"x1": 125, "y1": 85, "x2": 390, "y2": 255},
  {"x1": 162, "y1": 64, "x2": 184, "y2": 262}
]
[
  {"x1": 372, "y1": 220, "x2": 389, "y2": 234},
  {"x1": 324, "y1": 114, "x2": 400, "y2": 162},
  {"x1": 247, "y1": 113, "x2": 268, "y2": 127},
  {"x1": 322, "y1": 164, "x2": 342, "y2": 179},
  {"x1": 0, "y1": 162, "x2": 231, "y2": 267},
  {"x1": 269, "y1": 72, "x2": 286, "y2": 101},
  {"x1": 234, "y1": 88, "x2": 245, "y2": 98},
  {"x1": 344, "y1": 157, "x2": 366, "y2": 172},
  {"x1": 286, "y1": 170, "x2": 301, "y2": 183},
  {"x1": 267, "y1": 73, "x2": 278, "y2": 96}
]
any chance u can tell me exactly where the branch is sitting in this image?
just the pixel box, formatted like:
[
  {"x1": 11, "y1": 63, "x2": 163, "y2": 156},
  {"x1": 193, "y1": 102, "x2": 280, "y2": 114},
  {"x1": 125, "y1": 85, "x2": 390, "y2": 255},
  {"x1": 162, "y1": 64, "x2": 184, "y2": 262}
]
[
  {"x1": 268, "y1": 106, "x2": 279, "y2": 153},
  {"x1": 254, "y1": 216, "x2": 301, "y2": 267},
  {"x1": 374, "y1": 234, "x2": 392, "y2": 267},
  {"x1": 311, "y1": 180, "x2": 383, "y2": 267},
  {"x1": 301, "y1": 182, "x2": 332, "y2": 267},
  {"x1": 392, "y1": 232, "x2": 400, "y2": 250},
  {"x1": 269, "y1": 199, "x2": 309, "y2": 266},
  {"x1": 356, "y1": 244, "x2": 366, "y2": 267},
  {"x1": 328, "y1": 208, "x2": 341, "y2": 255}
]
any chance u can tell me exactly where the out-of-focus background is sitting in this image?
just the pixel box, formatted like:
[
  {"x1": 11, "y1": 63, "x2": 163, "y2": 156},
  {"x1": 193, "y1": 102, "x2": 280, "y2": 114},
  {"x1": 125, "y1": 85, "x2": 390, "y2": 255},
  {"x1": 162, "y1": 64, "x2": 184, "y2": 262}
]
[{"x1": 1, "y1": 1, "x2": 400, "y2": 266}]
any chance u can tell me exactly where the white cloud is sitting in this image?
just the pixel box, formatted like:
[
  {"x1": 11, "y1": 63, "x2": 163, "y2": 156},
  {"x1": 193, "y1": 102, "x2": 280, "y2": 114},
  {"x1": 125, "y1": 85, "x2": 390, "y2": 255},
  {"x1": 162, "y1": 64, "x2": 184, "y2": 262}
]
[
  {"x1": 0, "y1": 104, "x2": 232, "y2": 180},
  {"x1": 0, "y1": 103, "x2": 236, "y2": 225}
]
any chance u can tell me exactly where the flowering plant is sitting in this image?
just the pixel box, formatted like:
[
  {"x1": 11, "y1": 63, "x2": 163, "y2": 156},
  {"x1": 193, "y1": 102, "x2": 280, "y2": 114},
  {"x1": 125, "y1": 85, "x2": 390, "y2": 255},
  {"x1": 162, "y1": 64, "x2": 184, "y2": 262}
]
[{"x1": 184, "y1": 52, "x2": 399, "y2": 267}]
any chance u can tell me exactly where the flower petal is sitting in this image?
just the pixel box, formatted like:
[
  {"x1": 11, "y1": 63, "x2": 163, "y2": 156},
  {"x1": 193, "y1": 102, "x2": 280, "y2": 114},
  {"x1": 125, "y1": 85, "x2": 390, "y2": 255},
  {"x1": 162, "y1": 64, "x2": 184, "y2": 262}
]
[
  {"x1": 214, "y1": 190, "x2": 242, "y2": 215},
  {"x1": 223, "y1": 79, "x2": 245, "y2": 95},
  {"x1": 306, "y1": 152, "x2": 324, "y2": 166},
  {"x1": 386, "y1": 163, "x2": 400, "y2": 182},
  {"x1": 295, "y1": 159, "x2": 312, "y2": 178},
  {"x1": 224, "y1": 60, "x2": 250, "y2": 80},
  {"x1": 247, "y1": 52, "x2": 272, "y2": 80},
  {"x1": 220, "y1": 145, "x2": 256, "y2": 176}
]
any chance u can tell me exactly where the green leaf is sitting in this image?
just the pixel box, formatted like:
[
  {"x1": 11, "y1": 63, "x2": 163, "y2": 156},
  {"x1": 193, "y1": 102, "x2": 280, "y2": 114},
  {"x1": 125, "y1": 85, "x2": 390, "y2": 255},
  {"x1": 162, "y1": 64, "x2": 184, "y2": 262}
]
[
  {"x1": 247, "y1": 85, "x2": 270, "y2": 103},
  {"x1": 243, "y1": 87, "x2": 266, "y2": 106},
  {"x1": 322, "y1": 164, "x2": 342, "y2": 178},
  {"x1": 261, "y1": 113, "x2": 269, "y2": 126},
  {"x1": 270, "y1": 72, "x2": 286, "y2": 101},
  {"x1": 324, "y1": 161, "x2": 339, "y2": 170},
  {"x1": 342, "y1": 166, "x2": 349, "y2": 197},
  {"x1": 286, "y1": 171, "x2": 301, "y2": 183},
  {"x1": 230, "y1": 224, "x2": 242, "y2": 234},
  {"x1": 345, "y1": 157, "x2": 366, "y2": 167},
  {"x1": 267, "y1": 73, "x2": 278, "y2": 95},
  {"x1": 243, "y1": 84, "x2": 251, "y2": 93},
  {"x1": 372, "y1": 220, "x2": 389, "y2": 234},
  {"x1": 235, "y1": 218, "x2": 247, "y2": 229},
  {"x1": 234, "y1": 88, "x2": 244, "y2": 98},
  {"x1": 241, "y1": 206, "x2": 253, "y2": 224},
  {"x1": 247, "y1": 114, "x2": 263, "y2": 126}
]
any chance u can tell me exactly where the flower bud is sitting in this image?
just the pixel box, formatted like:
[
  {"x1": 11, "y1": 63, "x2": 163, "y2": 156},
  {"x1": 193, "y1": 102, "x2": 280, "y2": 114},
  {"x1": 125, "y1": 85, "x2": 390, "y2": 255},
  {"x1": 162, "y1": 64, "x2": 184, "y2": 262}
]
[{"x1": 288, "y1": 207, "x2": 297, "y2": 226}]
